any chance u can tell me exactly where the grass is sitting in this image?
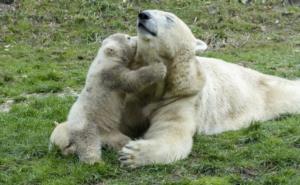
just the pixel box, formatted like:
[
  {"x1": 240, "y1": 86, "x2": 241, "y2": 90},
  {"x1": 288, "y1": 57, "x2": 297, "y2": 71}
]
[{"x1": 0, "y1": 0, "x2": 300, "y2": 184}]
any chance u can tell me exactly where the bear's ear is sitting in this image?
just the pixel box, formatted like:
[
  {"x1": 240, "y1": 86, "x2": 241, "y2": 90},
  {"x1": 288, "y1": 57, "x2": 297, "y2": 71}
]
[
  {"x1": 54, "y1": 121, "x2": 59, "y2": 126},
  {"x1": 194, "y1": 39, "x2": 208, "y2": 55}
]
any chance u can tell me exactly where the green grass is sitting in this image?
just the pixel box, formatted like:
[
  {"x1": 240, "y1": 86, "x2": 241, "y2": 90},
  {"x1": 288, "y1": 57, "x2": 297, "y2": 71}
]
[{"x1": 0, "y1": 0, "x2": 300, "y2": 184}]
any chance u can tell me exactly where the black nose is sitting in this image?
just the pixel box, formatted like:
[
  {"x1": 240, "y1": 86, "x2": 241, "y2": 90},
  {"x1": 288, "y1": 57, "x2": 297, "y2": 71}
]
[{"x1": 138, "y1": 11, "x2": 150, "y2": 20}]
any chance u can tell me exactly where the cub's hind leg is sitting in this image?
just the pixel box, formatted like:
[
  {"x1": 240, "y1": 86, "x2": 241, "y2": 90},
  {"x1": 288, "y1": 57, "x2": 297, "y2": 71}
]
[{"x1": 101, "y1": 131, "x2": 131, "y2": 151}]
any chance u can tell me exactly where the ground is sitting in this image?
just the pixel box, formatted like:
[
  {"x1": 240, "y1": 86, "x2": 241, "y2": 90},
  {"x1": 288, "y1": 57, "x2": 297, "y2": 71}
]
[{"x1": 0, "y1": 0, "x2": 300, "y2": 184}]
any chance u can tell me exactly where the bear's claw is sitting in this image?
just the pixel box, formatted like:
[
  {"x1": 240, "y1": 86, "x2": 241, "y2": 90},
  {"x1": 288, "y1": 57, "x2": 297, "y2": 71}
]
[{"x1": 118, "y1": 140, "x2": 149, "y2": 168}]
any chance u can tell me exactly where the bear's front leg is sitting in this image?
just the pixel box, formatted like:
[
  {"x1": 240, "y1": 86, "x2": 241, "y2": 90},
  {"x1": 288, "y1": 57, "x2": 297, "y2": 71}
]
[{"x1": 119, "y1": 97, "x2": 197, "y2": 168}]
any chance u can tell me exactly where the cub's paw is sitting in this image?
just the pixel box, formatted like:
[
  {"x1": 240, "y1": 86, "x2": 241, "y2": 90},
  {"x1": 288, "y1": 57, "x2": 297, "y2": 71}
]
[
  {"x1": 151, "y1": 63, "x2": 167, "y2": 80},
  {"x1": 142, "y1": 102, "x2": 159, "y2": 117},
  {"x1": 79, "y1": 154, "x2": 102, "y2": 165},
  {"x1": 104, "y1": 134, "x2": 131, "y2": 151},
  {"x1": 118, "y1": 140, "x2": 152, "y2": 168}
]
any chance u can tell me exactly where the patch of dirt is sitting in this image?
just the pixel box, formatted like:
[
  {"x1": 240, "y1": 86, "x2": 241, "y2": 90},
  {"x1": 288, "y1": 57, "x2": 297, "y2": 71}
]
[
  {"x1": 0, "y1": 99, "x2": 14, "y2": 113},
  {"x1": 201, "y1": 32, "x2": 251, "y2": 50},
  {"x1": 0, "y1": 0, "x2": 19, "y2": 13},
  {"x1": 21, "y1": 87, "x2": 79, "y2": 99},
  {"x1": 0, "y1": 87, "x2": 79, "y2": 113}
]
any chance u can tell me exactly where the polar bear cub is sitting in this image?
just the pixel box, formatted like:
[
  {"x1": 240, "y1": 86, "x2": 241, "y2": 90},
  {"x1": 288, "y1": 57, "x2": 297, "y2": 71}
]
[{"x1": 49, "y1": 33, "x2": 166, "y2": 164}]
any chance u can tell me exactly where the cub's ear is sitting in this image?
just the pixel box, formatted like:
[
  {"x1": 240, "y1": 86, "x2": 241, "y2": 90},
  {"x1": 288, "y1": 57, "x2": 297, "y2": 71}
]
[{"x1": 194, "y1": 39, "x2": 208, "y2": 55}]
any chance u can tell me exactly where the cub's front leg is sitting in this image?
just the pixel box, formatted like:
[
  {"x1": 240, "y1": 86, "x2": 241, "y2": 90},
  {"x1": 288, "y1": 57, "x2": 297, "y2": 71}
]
[
  {"x1": 72, "y1": 128, "x2": 102, "y2": 164},
  {"x1": 102, "y1": 63, "x2": 167, "y2": 93}
]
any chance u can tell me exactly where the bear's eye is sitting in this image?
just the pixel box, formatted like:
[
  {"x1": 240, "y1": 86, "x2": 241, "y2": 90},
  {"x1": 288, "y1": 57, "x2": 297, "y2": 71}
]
[
  {"x1": 166, "y1": 16, "x2": 174, "y2": 23},
  {"x1": 127, "y1": 36, "x2": 131, "y2": 40},
  {"x1": 64, "y1": 142, "x2": 73, "y2": 150}
]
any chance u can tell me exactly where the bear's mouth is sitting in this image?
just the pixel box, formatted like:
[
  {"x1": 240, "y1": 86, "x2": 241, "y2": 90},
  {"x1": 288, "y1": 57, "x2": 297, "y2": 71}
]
[{"x1": 138, "y1": 22, "x2": 157, "y2": 37}]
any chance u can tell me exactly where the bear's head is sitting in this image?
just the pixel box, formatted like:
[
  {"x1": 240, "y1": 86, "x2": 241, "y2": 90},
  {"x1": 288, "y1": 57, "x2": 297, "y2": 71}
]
[
  {"x1": 136, "y1": 10, "x2": 206, "y2": 63},
  {"x1": 49, "y1": 122, "x2": 76, "y2": 156},
  {"x1": 101, "y1": 33, "x2": 137, "y2": 65}
]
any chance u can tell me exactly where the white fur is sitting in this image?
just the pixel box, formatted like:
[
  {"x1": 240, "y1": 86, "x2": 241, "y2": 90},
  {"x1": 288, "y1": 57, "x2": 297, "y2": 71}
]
[
  {"x1": 195, "y1": 57, "x2": 300, "y2": 134},
  {"x1": 195, "y1": 39, "x2": 208, "y2": 54}
]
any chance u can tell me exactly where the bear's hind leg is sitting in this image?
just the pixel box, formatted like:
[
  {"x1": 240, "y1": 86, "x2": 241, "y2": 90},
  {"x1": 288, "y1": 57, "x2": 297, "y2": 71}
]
[{"x1": 265, "y1": 78, "x2": 300, "y2": 118}]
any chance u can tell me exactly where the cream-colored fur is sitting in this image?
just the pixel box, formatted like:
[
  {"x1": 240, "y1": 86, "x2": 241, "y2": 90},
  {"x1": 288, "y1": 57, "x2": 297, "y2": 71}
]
[
  {"x1": 119, "y1": 10, "x2": 300, "y2": 168},
  {"x1": 49, "y1": 33, "x2": 167, "y2": 164}
]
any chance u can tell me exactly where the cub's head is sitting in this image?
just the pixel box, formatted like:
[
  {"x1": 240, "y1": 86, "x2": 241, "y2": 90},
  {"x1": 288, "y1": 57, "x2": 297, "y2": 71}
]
[
  {"x1": 136, "y1": 10, "x2": 206, "y2": 61},
  {"x1": 101, "y1": 33, "x2": 137, "y2": 65},
  {"x1": 49, "y1": 122, "x2": 76, "y2": 156}
]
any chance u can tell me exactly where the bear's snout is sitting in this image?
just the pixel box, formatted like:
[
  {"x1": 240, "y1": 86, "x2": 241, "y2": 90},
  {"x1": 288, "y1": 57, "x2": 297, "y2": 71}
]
[
  {"x1": 138, "y1": 11, "x2": 151, "y2": 20},
  {"x1": 137, "y1": 11, "x2": 157, "y2": 37}
]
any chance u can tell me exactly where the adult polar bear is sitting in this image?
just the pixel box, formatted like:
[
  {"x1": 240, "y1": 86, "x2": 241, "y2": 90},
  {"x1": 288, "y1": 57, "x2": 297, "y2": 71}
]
[{"x1": 119, "y1": 10, "x2": 300, "y2": 168}]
